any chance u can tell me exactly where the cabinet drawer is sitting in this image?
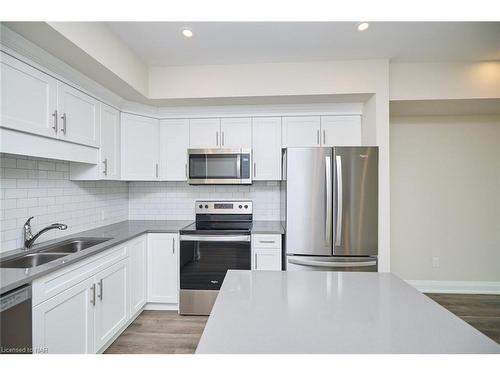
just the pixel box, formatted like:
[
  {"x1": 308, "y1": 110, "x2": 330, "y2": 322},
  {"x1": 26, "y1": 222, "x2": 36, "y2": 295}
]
[
  {"x1": 252, "y1": 234, "x2": 282, "y2": 249},
  {"x1": 33, "y1": 244, "x2": 127, "y2": 306}
]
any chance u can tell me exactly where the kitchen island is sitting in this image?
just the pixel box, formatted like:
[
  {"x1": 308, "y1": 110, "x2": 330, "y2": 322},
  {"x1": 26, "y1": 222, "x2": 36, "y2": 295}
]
[{"x1": 196, "y1": 270, "x2": 500, "y2": 354}]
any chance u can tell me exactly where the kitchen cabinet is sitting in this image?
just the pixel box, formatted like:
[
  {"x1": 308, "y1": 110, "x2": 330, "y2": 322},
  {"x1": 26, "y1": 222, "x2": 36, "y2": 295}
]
[
  {"x1": 1, "y1": 52, "x2": 58, "y2": 138},
  {"x1": 128, "y1": 235, "x2": 147, "y2": 316},
  {"x1": 147, "y1": 233, "x2": 179, "y2": 304},
  {"x1": 252, "y1": 117, "x2": 282, "y2": 180},
  {"x1": 189, "y1": 118, "x2": 220, "y2": 148},
  {"x1": 121, "y1": 113, "x2": 159, "y2": 180},
  {"x1": 94, "y1": 259, "x2": 128, "y2": 351},
  {"x1": 57, "y1": 82, "x2": 100, "y2": 147},
  {"x1": 70, "y1": 104, "x2": 120, "y2": 180},
  {"x1": 220, "y1": 117, "x2": 252, "y2": 148},
  {"x1": 320, "y1": 115, "x2": 362, "y2": 146},
  {"x1": 282, "y1": 116, "x2": 321, "y2": 147},
  {"x1": 33, "y1": 277, "x2": 96, "y2": 354},
  {"x1": 251, "y1": 234, "x2": 282, "y2": 271},
  {"x1": 159, "y1": 119, "x2": 189, "y2": 181}
]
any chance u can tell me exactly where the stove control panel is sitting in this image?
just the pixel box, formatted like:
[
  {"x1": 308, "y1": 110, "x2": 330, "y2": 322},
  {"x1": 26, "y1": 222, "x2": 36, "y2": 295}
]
[{"x1": 195, "y1": 200, "x2": 253, "y2": 215}]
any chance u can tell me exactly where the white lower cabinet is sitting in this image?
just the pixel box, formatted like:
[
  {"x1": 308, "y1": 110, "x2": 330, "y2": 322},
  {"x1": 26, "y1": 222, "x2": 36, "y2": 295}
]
[
  {"x1": 33, "y1": 277, "x2": 96, "y2": 354},
  {"x1": 147, "y1": 233, "x2": 179, "y2": 304},
  {"x1": 251, "y1": 234, "x2": 282, "y2": 271},
  {"x1": 94, "y1": 259, "x2": 128, "y2": 350},
  {"x1": 128, "y1": 236, "x2": 147, "y2": 316}
]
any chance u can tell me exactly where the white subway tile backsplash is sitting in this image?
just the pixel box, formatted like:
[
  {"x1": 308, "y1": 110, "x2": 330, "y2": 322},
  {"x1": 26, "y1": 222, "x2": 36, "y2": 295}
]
[{"x1": 0, "y1": 154, "x2": 129, "y2": 253}]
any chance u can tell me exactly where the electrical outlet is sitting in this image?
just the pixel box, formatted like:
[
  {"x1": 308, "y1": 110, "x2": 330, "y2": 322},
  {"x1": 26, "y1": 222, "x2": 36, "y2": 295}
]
[{"x1": 432, "y1": 257, "x2": 440, "y2": 268}]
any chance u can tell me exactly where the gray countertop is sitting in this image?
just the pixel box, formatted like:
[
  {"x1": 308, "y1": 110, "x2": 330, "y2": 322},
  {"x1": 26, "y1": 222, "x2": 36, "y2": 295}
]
[
  {"x1": 196, "y1": 270, "x2": 500, "y2": 354},
  {"x1": 0, "y1": 220, "x2": 284, "y2": 294}
]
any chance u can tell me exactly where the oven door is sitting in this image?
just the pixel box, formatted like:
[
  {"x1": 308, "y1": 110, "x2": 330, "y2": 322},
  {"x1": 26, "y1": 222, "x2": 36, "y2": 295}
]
[
  {"x1": 180, "y1": 234, "x2": 251, "y2": 290},
  {"x1": 188, "y1": 149, "x2": 251, "y2": 184}
]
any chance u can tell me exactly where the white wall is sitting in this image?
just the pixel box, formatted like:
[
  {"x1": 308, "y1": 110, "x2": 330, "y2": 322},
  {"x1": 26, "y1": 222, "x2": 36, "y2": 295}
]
[
  {"x1": 0, "y1": 154, "x2": 129, "y2": 253},
  {"x1": 129, "y1": 181, "x2": 281, "y2": 221},
  {"x1": 390, "y1": 61, "x2": 500, "y2": 101},
  {"x1": 390, "y1": 115, "x2": 500, "y2": 282}
]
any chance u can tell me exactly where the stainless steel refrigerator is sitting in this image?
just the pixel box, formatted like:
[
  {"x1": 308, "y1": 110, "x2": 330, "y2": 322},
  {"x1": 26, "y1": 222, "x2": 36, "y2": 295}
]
[{"x1": 283, "y1": 147, "x2": 378, "y2": 271}]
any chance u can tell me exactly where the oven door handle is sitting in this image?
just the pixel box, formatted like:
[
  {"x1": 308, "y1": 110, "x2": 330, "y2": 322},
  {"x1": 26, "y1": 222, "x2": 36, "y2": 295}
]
[{"x1": 180, "y1": 234, "x2": 251, "y2": 242}]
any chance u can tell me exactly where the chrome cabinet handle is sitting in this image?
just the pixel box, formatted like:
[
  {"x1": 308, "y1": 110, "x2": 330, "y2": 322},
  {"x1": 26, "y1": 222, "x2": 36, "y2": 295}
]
[
  {"x1": 216, "y1": 131, "x2": 219, "y2": 146},
  {"x1": 90, "y1": 284, "x2": 96, "y2": 306},
  {"x1": 61, "y1": 113, "x2": 67, "y2": 135},
  {"x1": 185, "y1": 163, "x2": 188, "y2": 178},
  {"x1": 98, "y1": 279, "x2": 103, "y2": 300},
  {"x1": 335, "y1": 155, "x2": 343, "y2": 247},
  {"x1": 172, "y1": 237, "x2": 175, "y2": 254},
  {"x1": 325, "y1": 155, "x2": 332, "y2": 244},
  {"x1": 253, "y1": 162, "x2": 256, "y2": 178},
  {"x1": 254, "y1": 253, "x2": 258, "y2": 269},
  {"x1": 323, "y1": 130, "x2": 326, "y2": 145},
  {"x1": 102, "y1": 158, "x2": 108, "y2": 176},
  {"x1": 317, "y1": 129, "x2": 320, "y2": 145},
  {"x1": 222, "y1": 131, "x2": 225, "y2": 146},
  {"x1": 259, "y1": 240, "x2": 275, "y2": 244},
  {"x1": 52, "y1": 110, "x2": 58, "y2": 134},
  {"x1": 155, "y1": 163, "x2": 159, "y2": 178}
]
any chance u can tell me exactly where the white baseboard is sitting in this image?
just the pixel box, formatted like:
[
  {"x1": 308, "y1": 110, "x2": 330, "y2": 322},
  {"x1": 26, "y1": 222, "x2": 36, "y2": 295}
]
[
  {"x1": 406, "y1": 280, "x2": 500, "y2": 294},
  {"x1": 144, "y1": 302, "x2": 178, "y2": 311}
]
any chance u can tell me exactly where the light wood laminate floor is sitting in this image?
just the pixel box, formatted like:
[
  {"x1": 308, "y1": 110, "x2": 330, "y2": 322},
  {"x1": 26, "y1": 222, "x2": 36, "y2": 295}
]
[{"x1": 105, "y1": 294, "x2": 500, "y2": 354}]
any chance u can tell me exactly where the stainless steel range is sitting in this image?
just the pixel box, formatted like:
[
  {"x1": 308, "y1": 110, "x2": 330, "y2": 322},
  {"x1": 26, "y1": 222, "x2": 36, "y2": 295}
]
[{"x1": 179, "y1": 200, "x2": 252, "y2": 315}]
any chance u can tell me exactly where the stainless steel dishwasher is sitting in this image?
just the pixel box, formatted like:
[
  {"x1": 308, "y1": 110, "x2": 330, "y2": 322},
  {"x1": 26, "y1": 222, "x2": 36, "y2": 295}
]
[{"x1": 0, "y1": 285, "x2": 32, "y2": 354}]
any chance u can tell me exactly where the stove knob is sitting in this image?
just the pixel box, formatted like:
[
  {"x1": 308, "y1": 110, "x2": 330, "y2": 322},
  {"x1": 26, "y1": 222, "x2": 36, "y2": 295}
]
[
  {"x1": 239, "y1": 205, "x2": 243, "y2": 209},
  {"x1": 244, "y1": 204, "x2": 248, "y2": 209},
  {"x1": 198, "y1": 204, "x2": 203, "y2": 209},
  {"x1": 205, "y1": 205, "x2": 209, "y2": 209}
]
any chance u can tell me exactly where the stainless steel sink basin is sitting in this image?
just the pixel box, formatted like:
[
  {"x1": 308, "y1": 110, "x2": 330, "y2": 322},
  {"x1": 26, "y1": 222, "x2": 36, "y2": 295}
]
[
  {"x1": 38, "y1": 237, "x2": 112, "y2": 254},
  {"x1": 0, "y1": 237, "x2": 113, "y2": 269}
]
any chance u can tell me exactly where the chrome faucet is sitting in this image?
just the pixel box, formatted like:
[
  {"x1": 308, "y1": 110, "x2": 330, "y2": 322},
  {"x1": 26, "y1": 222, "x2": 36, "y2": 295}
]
[{"x1": 23, "y1": 216, "x2": 68, "y2": 249}]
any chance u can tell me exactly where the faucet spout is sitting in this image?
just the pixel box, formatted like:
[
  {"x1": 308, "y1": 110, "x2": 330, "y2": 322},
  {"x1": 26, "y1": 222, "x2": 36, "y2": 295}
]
[{"x1": 23, "y1": 217, "x2": 68, "y2": 249}]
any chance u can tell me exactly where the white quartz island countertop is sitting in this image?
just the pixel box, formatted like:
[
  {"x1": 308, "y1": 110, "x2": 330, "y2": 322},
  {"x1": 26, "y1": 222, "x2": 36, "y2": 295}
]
[{"x1": 196, "y1": 271, "x2": 500, "y2": 354}]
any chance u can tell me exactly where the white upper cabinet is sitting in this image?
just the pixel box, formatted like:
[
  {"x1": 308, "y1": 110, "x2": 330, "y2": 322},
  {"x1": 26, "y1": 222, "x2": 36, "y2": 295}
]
[
  {"x1": 57, "y1": 82, "x2": 100, "y2": 147},
  {"x1": 121, "y1": 113, "x2": 159, "y2": 180},
  {"x1": 99, "y1": 104, "x2": 120, "y2": 179},
  {"x1": 320, "y1": 115, "x2": 362, "y2": 146},
  {"x1": 189, "y1": 118, "x2": 221, "y2": 148},
  {"x1": 252, "y1": 117, "x2": 282, "y2": 180},
  {"x1": 159, "y1": 119, "x2": 189, "y2": 181},
  {"x1": 282, "y1": 116, "x2": 321, "y2": 147},
  {"x1": 220, "y1": 117, "x2": 252, "y2": 148},
  {"x1": 1, "y1": 52, "x2": 58, "y2": 138}
]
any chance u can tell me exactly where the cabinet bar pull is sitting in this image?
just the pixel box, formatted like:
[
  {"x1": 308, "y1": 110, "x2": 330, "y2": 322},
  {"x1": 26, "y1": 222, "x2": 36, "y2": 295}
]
[
  {"x1": 216, "y1": 131, "x2": 219, "y2": 146},
  {"x1": 185, "y1": 163, "x2": 188, "y2": 178},
  {"x1": 253, "y1": 162, "x2": 256, "y2": 178},
  {"x1": 90, "y1": 284, "x2": 96, "y2": 306},
  {"x1": 102, "y1": 158, "x2": 108, "y2": 176},
  {"x1": 155, "y1": 163, "x2": 159, "y2": 178},
  {"x1": 317, "y1": 130, "x2": 320, "y2": 145},
  {"x1": 254, "y1": 253, "x2": 257, "y2": 269},
  {"x1": 259, "y1": 240, "x2": 275, "y2": 244},
  {"x1": 172, "y1": 237, "x2": 175, "y2": 254},
  {"x1": 323, "y1": 130, "x2": 326, "y2": 145},
  {"x1": 222, "y1": 131, "x2": 225, "y2": 146},
  {"x1": 61, "y1": 113, "x2": 67, "y2": 135},
  {"x1": 52, "y1": 110, "x2": 58, "y2": 134},
  {"x1": 98, "y1": 279, "x2": 103, "y2": 300}
]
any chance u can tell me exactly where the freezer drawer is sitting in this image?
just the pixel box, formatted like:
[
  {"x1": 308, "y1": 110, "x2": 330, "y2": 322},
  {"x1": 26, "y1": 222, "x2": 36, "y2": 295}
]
[{"x1": 286, "y1": 256, "x2": 377, "y2": 272}]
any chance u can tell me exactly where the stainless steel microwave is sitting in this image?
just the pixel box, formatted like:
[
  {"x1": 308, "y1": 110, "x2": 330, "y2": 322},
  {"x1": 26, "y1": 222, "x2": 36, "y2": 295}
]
[{"x1": 188, "y1": 148, "x2": 252, "y2": 185}]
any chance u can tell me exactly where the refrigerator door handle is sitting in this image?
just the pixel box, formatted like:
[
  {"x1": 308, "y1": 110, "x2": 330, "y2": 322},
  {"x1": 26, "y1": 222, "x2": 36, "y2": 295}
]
[
  {"x1": 325, "y1": 155, "x2": 332, "y2": 245},
  {"x1": 335, "y1": 155, "x2": 343, "y2": 247},
  {"x1": 288, "y1": 258, "x2": 377, "y2": 268}
]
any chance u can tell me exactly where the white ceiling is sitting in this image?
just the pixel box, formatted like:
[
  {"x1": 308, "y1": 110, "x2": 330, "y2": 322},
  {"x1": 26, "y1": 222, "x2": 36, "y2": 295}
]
[{"x1": 106, "y1": 22, "x2": 500, "y2": 67}]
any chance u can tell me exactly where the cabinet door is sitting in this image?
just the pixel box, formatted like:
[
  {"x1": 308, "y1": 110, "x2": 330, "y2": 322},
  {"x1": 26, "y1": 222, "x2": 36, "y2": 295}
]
[
  {"x1": 220, "y1": 117, "x2": 252, "y2": 148},
  {"x1": 252, "y1": 248, "x2": 282, "y2": 271},
  {"x1": 1, "y1": 52, "x2": 57, "y2": 138},
  {"x1": 33, "y1": 277, "x2": 95, "y2": 354},
  {"x1": 100, "y1": 104, "x2": 120, "y2": 179},
  {"x1": 57, "y1": 82, "x2": 100, "y2": 147},
  {"x1": 321, "y1": 115, "x2": 362, "y2": 146},
  {"x1": 94, "y1": 259, "x2": 128, "y2": 351},
  {"x1": 147, "y1": 233, "x2": 178, "y2": 304},
  {"x1": 121, "y1": 113, "x2": 159, "y2": 180},
  {"x1": 159, "y1": 119, "x2": 189, "y2": 180},
  {"x1": 282, "y1": 116, "x2": 321, "y2": 147},
  {"x1": 189, "y1": 118, "x2": 220, "y2": 148},
  {"x1": 252, "y1": 117, "x2": 282, "y2": 180},
  {"x1": 129, "y1": 236, "x2": 147, "y2": 316}
]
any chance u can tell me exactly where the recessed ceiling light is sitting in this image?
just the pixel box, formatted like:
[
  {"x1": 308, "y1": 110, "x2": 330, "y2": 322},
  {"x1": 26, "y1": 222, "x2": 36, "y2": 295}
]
[
  {"x1": 182, "y1": 28, "x2": 194, "y2": 38},
  {"x1": 357, "y1": 22, "x2": 370, "y2": 31}
]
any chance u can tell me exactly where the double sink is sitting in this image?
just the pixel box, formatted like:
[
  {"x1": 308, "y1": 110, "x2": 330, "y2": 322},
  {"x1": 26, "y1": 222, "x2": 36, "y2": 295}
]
[{"x1": 0, "y1": 237, "x2": 113, "y2": 269}]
